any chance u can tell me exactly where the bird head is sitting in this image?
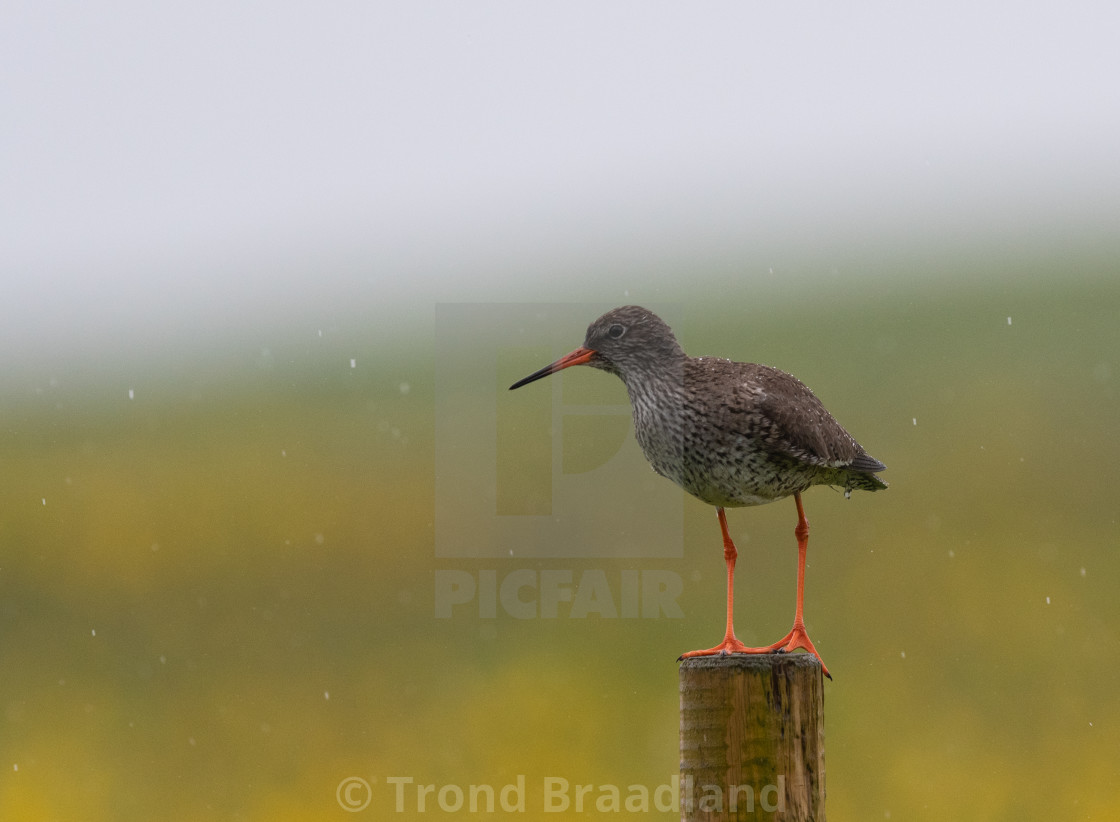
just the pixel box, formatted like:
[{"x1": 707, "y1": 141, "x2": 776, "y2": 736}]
[{"x1": 509, "y1": 306, "x2": 684, "y2": 389}]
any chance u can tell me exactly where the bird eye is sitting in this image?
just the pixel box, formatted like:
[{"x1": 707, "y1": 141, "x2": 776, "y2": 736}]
[{"x1": 608, "y1": 324, "x2": 625, "y2": 339}]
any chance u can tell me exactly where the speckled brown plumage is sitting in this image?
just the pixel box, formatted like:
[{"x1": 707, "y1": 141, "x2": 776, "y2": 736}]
[{"x1": 509, "y1": 305, "x2": 887, "y2": 678}]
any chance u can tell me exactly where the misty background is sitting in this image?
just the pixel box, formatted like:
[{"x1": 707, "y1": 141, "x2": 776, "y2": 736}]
[{"x1": 5, "y1": 2, "x2": 1118, "y2": 354}]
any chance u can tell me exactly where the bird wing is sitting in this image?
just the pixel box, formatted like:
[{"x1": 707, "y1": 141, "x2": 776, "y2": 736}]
[
  {"x1": 720, "y1": 361, "x2": 878, "y2": 471},
  {"x1": 756, "y1": 364, "x2": 878, "y2": 469}
]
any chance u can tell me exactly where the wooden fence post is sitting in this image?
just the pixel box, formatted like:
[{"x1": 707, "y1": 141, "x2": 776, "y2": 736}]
[{"x1": 679, "y1": 654, "x2": 825, "y2": 821}]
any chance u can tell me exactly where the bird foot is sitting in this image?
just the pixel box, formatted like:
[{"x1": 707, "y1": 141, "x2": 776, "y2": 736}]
[
  {"x1": 677, "y1": 636, "x2": 772, "y2": 661},
  {"x1": 678, "y1": 627, "x2": 832, "y2": 679},
  {"x1": 761, "y1": 623, "x2": 831, "y2": 679}
]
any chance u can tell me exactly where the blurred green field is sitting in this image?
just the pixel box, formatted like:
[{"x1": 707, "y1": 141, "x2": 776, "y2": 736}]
[{"x1": 1, "y1": 261, "x2": 1118, "y2": 820}]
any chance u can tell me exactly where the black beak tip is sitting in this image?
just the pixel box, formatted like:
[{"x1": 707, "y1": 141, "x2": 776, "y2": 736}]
[
  {"x1": 508, "y1": 373, "x2": 542, "y2": 391},
  {"x1": 508, "y1": 365, "x2": 554, "y2": 391}
]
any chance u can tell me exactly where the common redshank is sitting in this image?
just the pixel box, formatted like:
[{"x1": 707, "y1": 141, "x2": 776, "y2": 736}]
[{"x1": 509, "y1": 306, "x2": 886, "y2": 678}]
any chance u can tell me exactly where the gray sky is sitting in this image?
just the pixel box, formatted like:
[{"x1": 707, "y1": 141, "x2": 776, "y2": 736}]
[{"x1": 4, "y1": 2, "x2": 1119, "y2": 355}]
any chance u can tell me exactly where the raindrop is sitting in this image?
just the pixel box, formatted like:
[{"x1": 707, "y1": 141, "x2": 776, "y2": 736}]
[
  {"x1": 128, "y1": 388, "x2": 135, "y2": 400},
  {"x1": 350, "y1": 358, "x2": 356, "y2": 368},
  {"x1": 1080, "y1": 567, "x2": 1086, "y2": 577},
  {"x1": 399, "y1": 382, "x2": 411, "y2": 395},
  {"x1": 1045, "y1": 596, "x2": 1051, "y2": 605},
  {"x1": 324, "y1": 691, "x2": 330, "y2": 700},
  {"x1": 912, "y1": 418, "x2": 917, "y2": 426},
  {"x1": 1006, "y1": 317, "x2": 1012, "y2": 325}
]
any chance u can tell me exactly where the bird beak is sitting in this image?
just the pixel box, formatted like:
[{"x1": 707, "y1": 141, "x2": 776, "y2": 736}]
[{"x1": 509, "y1": 347, "x2": 596, "y2": 390}]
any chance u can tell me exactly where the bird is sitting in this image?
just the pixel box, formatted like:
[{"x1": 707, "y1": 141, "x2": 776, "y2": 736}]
[{"x1": 508, "y1": 305, "x2": 886, "y2": 678}]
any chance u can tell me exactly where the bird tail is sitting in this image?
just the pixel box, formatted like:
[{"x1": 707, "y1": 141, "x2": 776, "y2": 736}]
[{"x1": 846, "y1": 473, "x2": 888, "y2": 493}]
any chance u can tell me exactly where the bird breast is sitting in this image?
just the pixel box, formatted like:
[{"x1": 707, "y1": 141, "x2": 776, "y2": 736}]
[{"x1": 624, "y1": 375, "x2": 804, "y2": 508}]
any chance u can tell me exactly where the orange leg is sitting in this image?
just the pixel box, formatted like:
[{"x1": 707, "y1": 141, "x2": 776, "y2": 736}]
[
  {"x1": 679, "y1": 507, "x2": 770, "y2": 659},
  {"x1": 760, "y1": 492, "x2": 831, "y2": 678}
]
